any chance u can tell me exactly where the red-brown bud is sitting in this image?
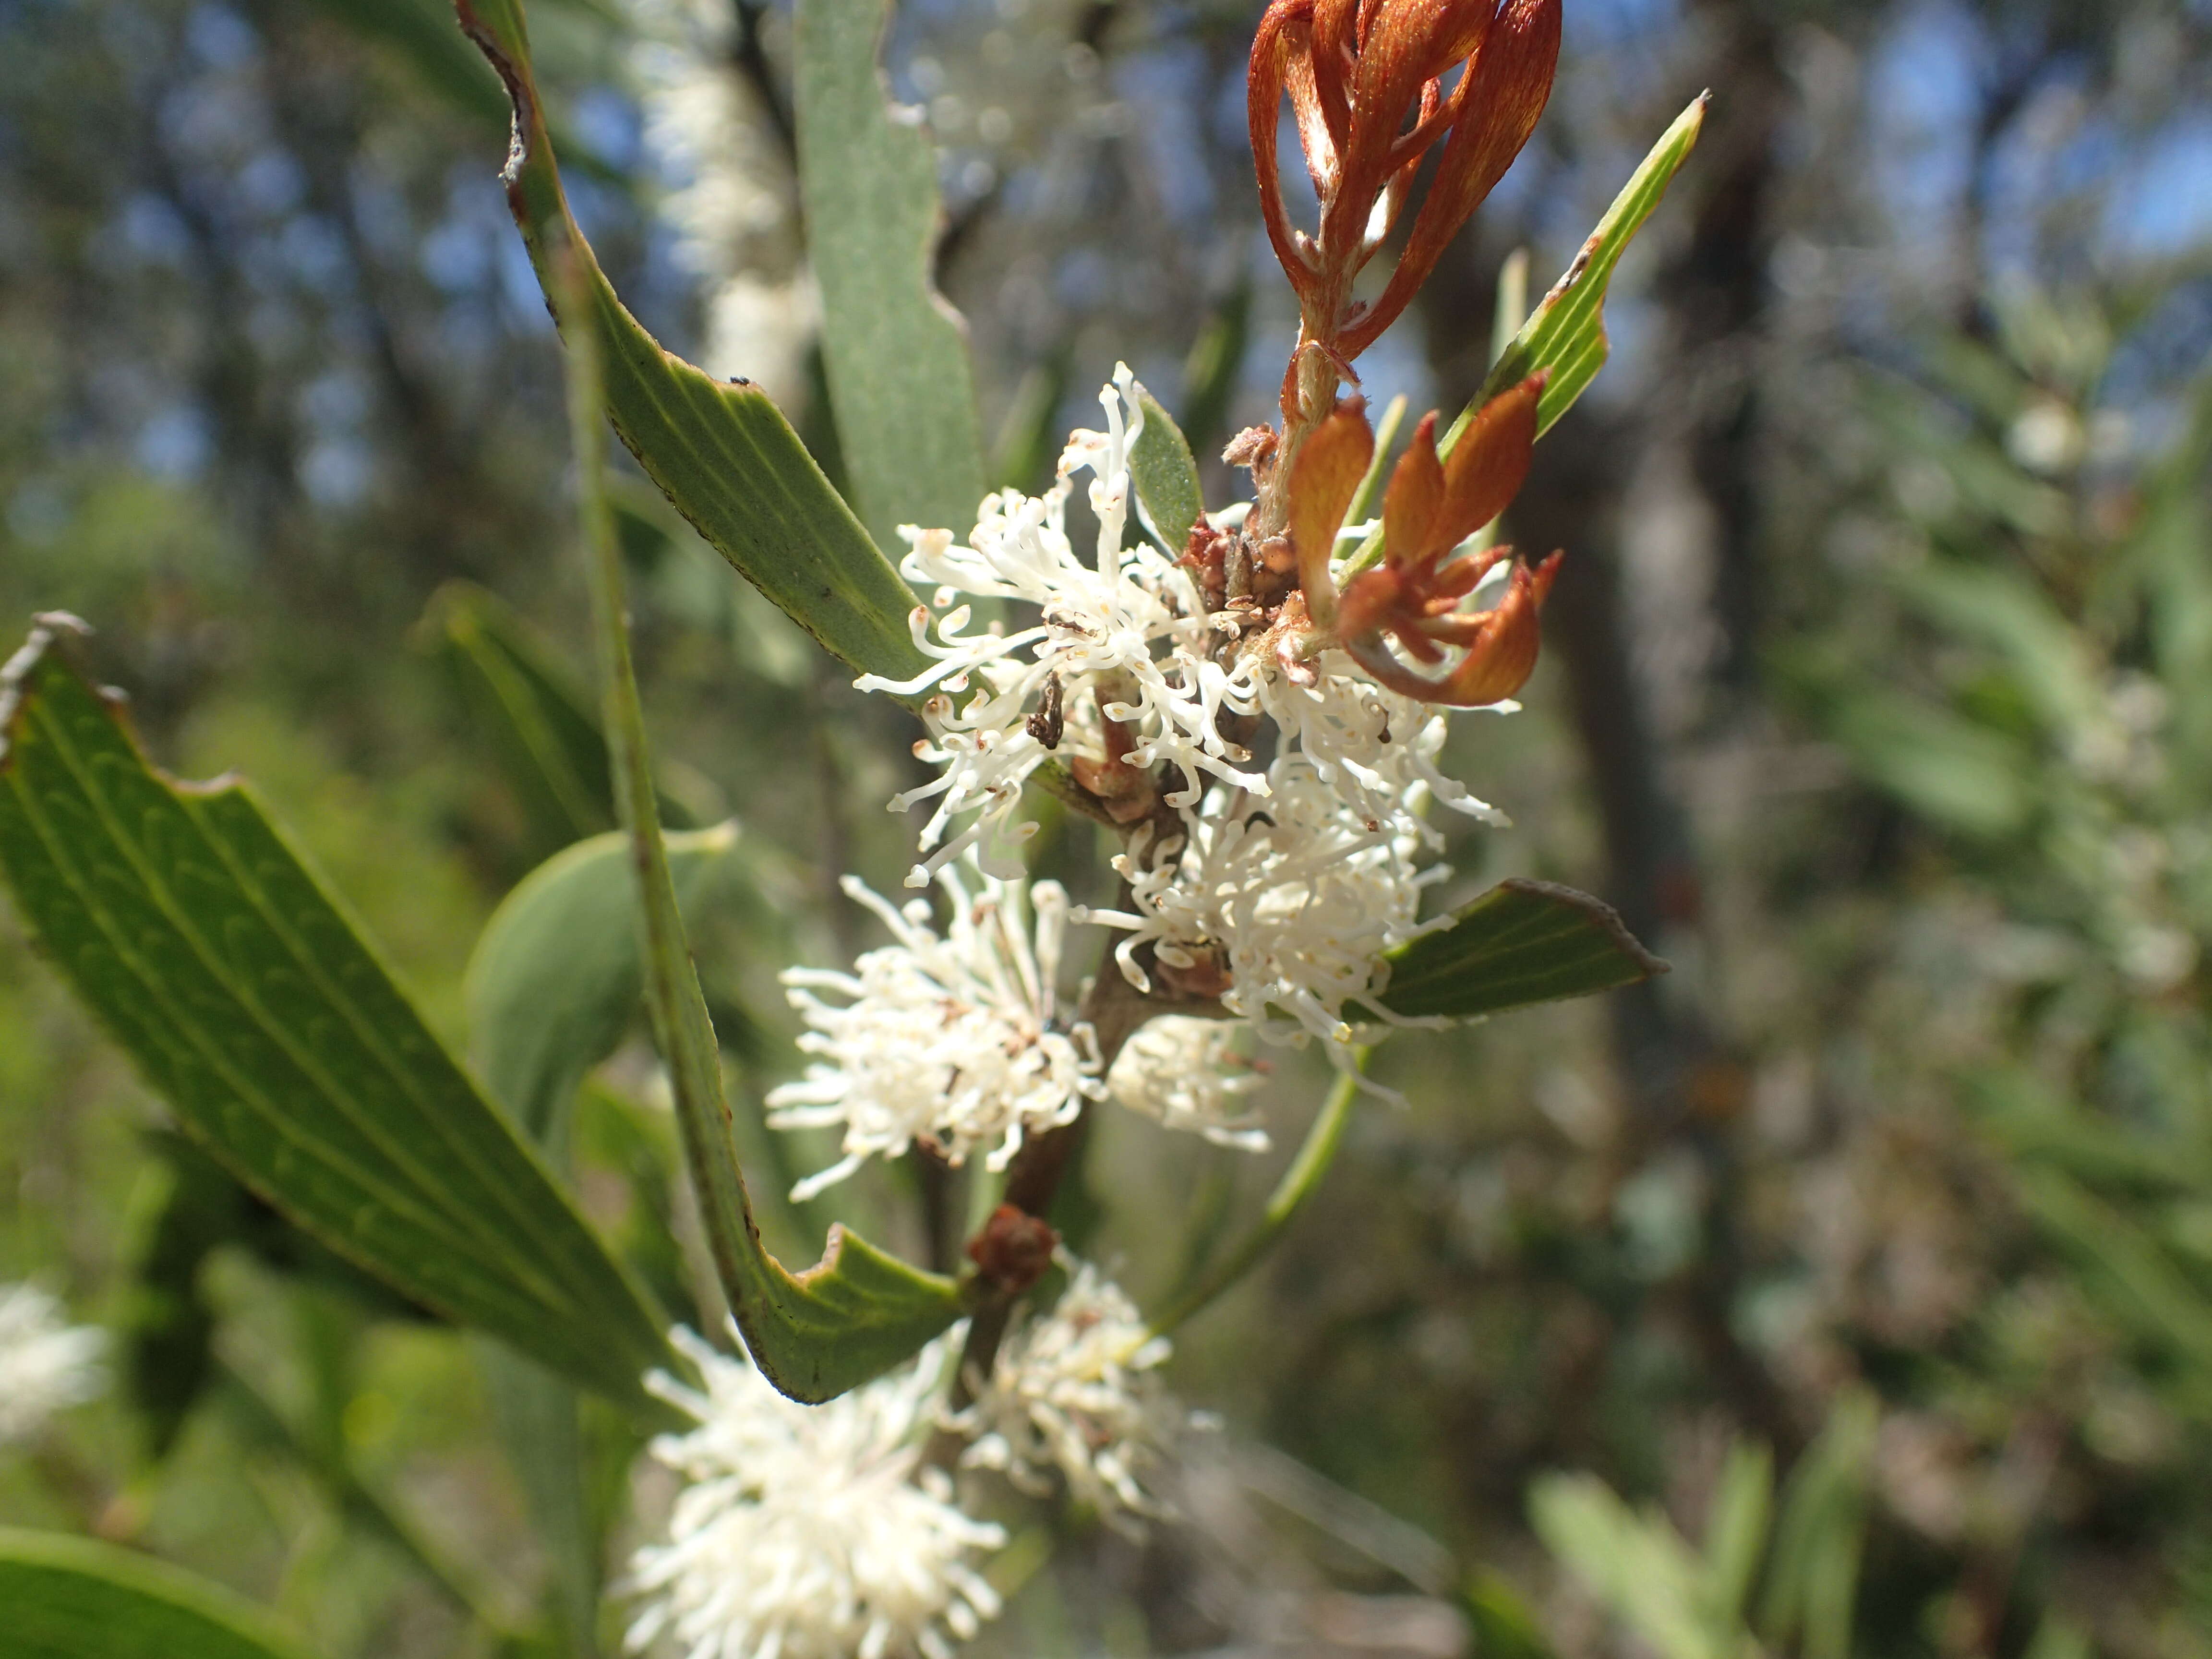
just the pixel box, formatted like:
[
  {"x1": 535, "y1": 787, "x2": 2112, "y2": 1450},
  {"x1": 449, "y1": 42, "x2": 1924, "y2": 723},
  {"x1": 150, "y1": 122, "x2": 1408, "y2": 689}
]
[{"x1": 966, "y1": 1203, "x2": 1058, "y2": 1294}]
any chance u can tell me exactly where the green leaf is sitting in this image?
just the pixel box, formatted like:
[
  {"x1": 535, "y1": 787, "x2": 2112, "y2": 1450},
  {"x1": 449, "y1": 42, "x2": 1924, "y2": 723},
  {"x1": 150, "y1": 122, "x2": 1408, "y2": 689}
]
[
  {"x1": 455, "y1": 0, "x2": 932, "y2": 693},
  {"x1": 1377, "y1": 878, "x2": 1667, "y2": 1021},
  {"x1": 1530, "y1": 1477, "x2": 1727, "y2": 1659},
  {"x1": 422, "y1": 582, "x2": 619, "y2": 854},
  {"x1": 794, "y1": 0, "x2": 987, "y2": 553},
  {"x1": 464, "y1": 825, "x2": 743, "y2": 1658},
  {"x1": 210, "y1": 1359, "x2": 529, "y2": 1642},
  {"x1": 1478, "y1": 95, "x2": 1707, "y2": 436},
  {"x1": 1824, "y1": 688, "x2": 2034, "y2": 838},
  {"x1": 1337, "y1": 103, "x2": 1699, "y2": 578},
  {"x1": 1887, "y1": 560, "x2": 2099, "y2": 734},
  {"x1": 1461, "y1": 1570, "x2": 1560, "y2": 1659},
  {"x1": 561, "y1": 257, "x2": 967, "y2": 1403},
  {"x1": 1129, "y1": 385, "x2": 1205, "y2": 552},
  {"x1": 0, "y1": 618, "x2": 676, "y2": 1418},
  {"x1": 1700, "y1": 1441, "x2": 1772, "y2": 1629},
  {"x1": 0, "y1": 1527, "x2": 318, "y2": 1659},
  {"x1": 2016, "y1": 1167, "x2": 2212, "y2": 1371},
  {"x1": 1757, "y1": 1388, "x2": 1876, "y2": 1659},
  {"x1": 466, "y1": 824, "x2": 738, "y2": 1148}
]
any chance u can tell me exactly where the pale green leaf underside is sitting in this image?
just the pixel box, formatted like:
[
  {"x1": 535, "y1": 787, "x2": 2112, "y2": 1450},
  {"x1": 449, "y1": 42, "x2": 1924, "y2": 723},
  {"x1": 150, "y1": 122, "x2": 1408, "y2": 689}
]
[
  {"x1": 466, "y1": 822, "x2": 738, "y2": 1145},
  {"x1": 1130, "y1": 386, "x2": 1205, "y2": 551},
  {"x1": 456, "y1": 0, "x2": 931, "y2": 694},
  {"x1": 795, "y1": 0, "x2": 987, "y2": 553},
  {"x1": 0, "y1": 620, "x2": 674, "y2": 1417},
  {"x1": 1475, "y1": 94, "x2": 1708, "y2": 438},
  {"x1": 0, "y1": 1528, "x2": 316, "y2": 1659},
  {"x1": 1378, "y1": 878, "x2": 1666, "y2": 1020}
]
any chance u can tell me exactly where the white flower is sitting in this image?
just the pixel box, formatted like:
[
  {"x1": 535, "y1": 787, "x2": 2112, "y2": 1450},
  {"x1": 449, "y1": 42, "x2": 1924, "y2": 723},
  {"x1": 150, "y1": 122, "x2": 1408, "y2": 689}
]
[
  {"x1": 1106, "y1": 1015, "x2": 1269, "y2": 1151},
  {"x1": 627, "y1": 1328, "x2": 1004, "y2": 1659},
  {"x1": 768, "y1": 864, "x2": 1105, "y2": 1200},
  {"x1": 1256, "y1": 653, "x2": 1509, "y2": 838},
  {"x1": 954, "y1": 1261, "x2": 1181, "y2": 1526},
  {"x1": 857, "y1": 367, "x2": 1266, "y2": 887},
  {"x1": 0, "y1": 1283, "x2": 105, "y2": 1448},
  {"x1": 1077, "y1": 754, "x2": 1452, "y2": 1062}
]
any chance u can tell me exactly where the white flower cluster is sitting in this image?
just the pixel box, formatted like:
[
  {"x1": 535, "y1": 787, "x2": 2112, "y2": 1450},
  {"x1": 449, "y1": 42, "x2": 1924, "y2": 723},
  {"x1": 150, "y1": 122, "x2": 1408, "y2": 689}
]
[
  {"x1": 1078, "y1": 754, "x2": 1455, "y2": 1061},
  {"x1": 1255, "y1": 653, "x2": 1510, "y2": 837},
  {"x1": 628, "y1": 1264, "x2": 1186, "y2": 1658},
  {"x1": 0, "y1": 1282, "x2": 105, "y2": 1449},
  {"x1": 628, "y1": 1330, "x2": 1003, "y2": 1659},
  {"x1": 857, "y1": 367, "x2": 1267, "y2": 888},
  {"x1": 848, "y1": 374, "x2": 1507, "y2": 1066},
  {"x1": 954, "y1": 1260, "x2": 1183, "y2": 1524},
  {"x1": 1105, "y1": 1014, "x2": 1269, "y2": 1150},
  {"x1": 768, "y1": 866, "x2": 1104, "y2": 1201}
]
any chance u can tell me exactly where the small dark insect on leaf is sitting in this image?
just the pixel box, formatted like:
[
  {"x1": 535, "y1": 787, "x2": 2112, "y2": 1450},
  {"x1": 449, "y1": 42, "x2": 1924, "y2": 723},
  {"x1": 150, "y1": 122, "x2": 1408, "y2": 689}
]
[{"x1": 1026, "y1": 671, "x2": 1065, "y2": 749}]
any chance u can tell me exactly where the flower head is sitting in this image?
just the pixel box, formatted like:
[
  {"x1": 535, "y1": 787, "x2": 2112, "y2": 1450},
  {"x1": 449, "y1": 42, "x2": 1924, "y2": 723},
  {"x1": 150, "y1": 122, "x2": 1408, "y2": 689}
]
[
  {"x1": 768, "y1": 865, "x2": 1104, "y2": 1200},
  {"x1": 1106, "y1": 1016, "x2": 1270, "y2": 1151},
  {"x1": 954, "y1": 1261, "x2": 1182, "y2": 1527},
  {"x1": 0, "y1": 1283, "x2": 105, "y2": 1449},
  {"x1": 856, "y1": 369, "x2": 1267, "y2": 886},
  {"x1": 628, "y1": 1328, "x2": 1004, "y2": 1659},
  {"x1": 1078, "y1": 752, "x2": 1452, "y2": 1059}
]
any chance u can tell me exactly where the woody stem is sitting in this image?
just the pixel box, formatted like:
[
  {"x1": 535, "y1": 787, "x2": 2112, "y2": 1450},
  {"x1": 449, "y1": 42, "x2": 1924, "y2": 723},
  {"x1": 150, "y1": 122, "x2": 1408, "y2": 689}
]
[{"x1": 922, "y1": 964, "x2": 1158, "y2": 1467}]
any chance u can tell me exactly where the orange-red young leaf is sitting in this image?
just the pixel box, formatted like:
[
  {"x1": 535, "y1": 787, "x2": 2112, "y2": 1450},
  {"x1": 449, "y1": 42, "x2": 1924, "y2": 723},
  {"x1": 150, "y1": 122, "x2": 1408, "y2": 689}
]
[
  {"x1": 1382, "y1": 411, "x2": 1448, "y2": 570},
  {"x1": 1431, "y1": 373, "x2": 1542, "y2": 552},
  {"x1": 1436, "y1": 550, "x2": 1561, "y2": 705},
  {"x1": 1338, "y1": 0, "x2": 1560, "y2": 358},
  {"x1": 1288, "y1": 398, "x2": 1375, "y2": 611}
]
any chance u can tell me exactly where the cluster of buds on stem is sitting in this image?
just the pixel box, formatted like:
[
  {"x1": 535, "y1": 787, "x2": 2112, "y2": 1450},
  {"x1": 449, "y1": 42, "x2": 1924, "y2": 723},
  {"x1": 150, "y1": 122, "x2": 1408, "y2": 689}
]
[{"x1": 1238, "y1": 0, "x2": 1563, "y2": 707}]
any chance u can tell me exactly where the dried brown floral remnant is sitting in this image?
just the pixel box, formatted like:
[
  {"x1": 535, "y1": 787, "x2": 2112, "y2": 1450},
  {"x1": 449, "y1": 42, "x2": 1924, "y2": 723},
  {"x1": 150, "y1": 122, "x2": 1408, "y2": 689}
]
[{"x1": 1248, "y1": 0, "x2": 1562, "y2": 449}]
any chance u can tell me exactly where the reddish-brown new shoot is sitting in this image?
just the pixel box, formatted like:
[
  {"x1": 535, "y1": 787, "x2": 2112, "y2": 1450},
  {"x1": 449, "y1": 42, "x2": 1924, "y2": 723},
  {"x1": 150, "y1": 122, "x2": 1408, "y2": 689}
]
[{"x1": 1336, "y1": 374, "x2": 1560, "y2": 706}]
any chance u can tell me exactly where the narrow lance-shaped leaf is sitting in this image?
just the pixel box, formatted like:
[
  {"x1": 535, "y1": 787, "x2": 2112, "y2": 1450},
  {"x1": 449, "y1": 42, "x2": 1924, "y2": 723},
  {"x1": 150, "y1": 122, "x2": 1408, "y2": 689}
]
[
  {"x1": 423, "y1": 580, "x2": 620, "y2": 851},
  {"x1": 794, "y1": 0, "x2": 987, "y2": 553},
  {"x1": 0, "y1": 617, "x2": 677, "y2": 1417},
  {"x1": 1476, "y1": 94, "x2": 1707, "y2": 436},
  {"x1": 463, "y1": 823, "x2": 742, "y2": 1658},
  {"x1": 0, "y1": 1528, "x2": 317, "y2": 1659},
  {"x1": 1341, "y1": 99, "x2": 1705, "y2": 578},
  {"x1": 560, "y1": 254, "x2": 967, "y2": 1404},
  {"x1": 1377, "y1": 878, "x2": 1666, "y2": 1021},
  {"x1": 455, "y1": 0, "x2": 932, "y2": 692}
]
